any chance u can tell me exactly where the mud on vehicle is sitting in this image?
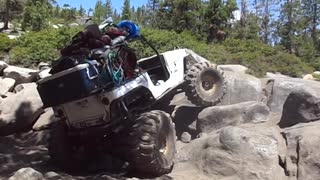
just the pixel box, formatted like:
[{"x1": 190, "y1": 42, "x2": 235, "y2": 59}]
[{"x1": 36, "y1": 20, "x2": 226, "y2": 176}]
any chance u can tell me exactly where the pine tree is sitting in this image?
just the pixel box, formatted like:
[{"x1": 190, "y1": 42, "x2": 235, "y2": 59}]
[
  {"x1": 240, "y1": 0, "x2": 248, "y2": 29},
  {"x1": 146, "y1": 0, "x2": 160, "y2": 27},
  {"x1": 93, "y1": 0, "x2": 105, "y2": 22},
  {"x1": 135, "y1": 7, "x2": 144, "y2": 25},
  {"x1": 253, "y1": 0, "x2": 280, "y2": 44},
  {"x1": 88, "y1": 8, "x2": 93, "y2": 16},
  {"x1": 112, "y1": 9, "x2": 121, "y2": 23},
  {"x1": 105, "y1": 0, "x2": 112, "y2": 18},
  {"x1": 22, "y1": 0, "x2": 51, "y2": 31},
  {"x1": 54, "y1": 5, "x2": 60, "y2": 17},
  {"x1": 172, "y1": 0, "x2": 202, "y2": 33},
  {"x1": 4, "y1": 0, "x2": 9, "y2": 29},
  {"x1": 300, "y1": 0, "x2": 320, "y2": 44},
  {"x1": 2, "y1": 0, "x2": 25, "y2": 30},
  {"x1": 205, "y1": 0, "x2": 238, "y2": 42},
  {"x1": 131, "y1": 6, "x2": 136, "y2": 21},
  {"x1": 279, "y1": 0, "x2": 298, "y2": 53},
  {"x1": 79, "y1": 5, "x2": 85, "y2": 16},
  {"x1": 122, "y1": 0, "x2": 131, "y2": 20}
]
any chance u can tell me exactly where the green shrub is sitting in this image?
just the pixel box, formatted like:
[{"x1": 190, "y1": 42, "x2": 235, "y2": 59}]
[
  {"x1": 130, "y1": 29, "x2": 313, "y2": 77},
  {"x1": 0, "y1": 33, "x2": 14, "y2": 52},
  {"x1": 9, "y1": 27, "x2": 81, "y2": 67},
  {"x1": 266, "y1": 52, "x2": 313, "y2": 77},
  {"x1": 7, "y1": 26, "x2": 313, "y2": 77},
  {"x1": 219, "y1": 39, "x2": 313, "y2": 77},
  {"x1": 312, "y1": 73, "x2": 320, "y2": 81}
]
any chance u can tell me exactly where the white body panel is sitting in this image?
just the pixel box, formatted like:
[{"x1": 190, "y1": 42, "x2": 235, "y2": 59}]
[{"x1": 51, "y1": 48, "x2": 209, "y2": 128}]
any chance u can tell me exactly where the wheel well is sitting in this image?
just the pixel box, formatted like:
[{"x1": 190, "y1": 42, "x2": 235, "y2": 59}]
[
  {"x1": 183, "y1": 54, "x2": 197, "y2": 73},
  {"x1": 110, "y1": 86, "x2": 155, "y2": 121}
]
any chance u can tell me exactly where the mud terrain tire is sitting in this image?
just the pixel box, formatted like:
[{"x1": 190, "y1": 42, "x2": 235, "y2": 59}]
[
  {"x1": 48, "y1": 122, "x2": 89, "y2": 171},
  {"x1": 128, "y1": 110, "x2": 176, "y2": 176},
  {"x1": 185, "y1": 61, "x2": 226, "y2": 106}
]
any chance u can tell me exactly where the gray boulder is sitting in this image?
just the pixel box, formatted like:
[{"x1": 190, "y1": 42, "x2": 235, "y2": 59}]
[
  {"x1": 39, "y1": 68, "x2": 51, "y2": 79},
  {"x1": 8, "y1": 167, "x2": 43, "y2": 180},
  {"x1": 33, "y1": 108, "x2": 59, "y2": 131},
  {"x1": 279, "y1": 87, "x2": 320, "y2": 128},
  {"x1": 14, "y1": 83, "x2": 37, "y2": 93},
  {"x1": 264, "y1": 77, "x2": 320, "y2": 112},
  {"x1": 3, "y1": 66, "x2": 39, "y2": 85},
  {"x1": 2, "y1": 92, "x2": 14, "y2": 98},
  {"x1": 217, "y1": 64, "x2": 248, "y2": 74},
  {"x1": 0, "y1": 77, "x2": 15, "y2": 95},
  {"x1": 0, "y1": 83, "x2": 43, "y2": 136},
  {"x1": 218, "y1": 71, "x2": 263, "y2": 105},
  {"x1": 197, "y1": 101, "x2": 270, "y2": 133},
  {"x1": 38, "y1": 62, "x2": 50, "y2": 71},
  {"x1": 0, "y1": 61, "x2": 9, "y2": 74},
  {"x1": 172, "y1": 124, "x2": 287, "y2": 180},
  {"x1": 265, "y1": 72, "x2": 289, "y2": 78},
  {"x1": 69, "y1": 22, "x2": 79, "y2": 27},
  {"x1": 283, "y1": 121, "x2": 320, "y2": 180},
  {"x1": 44, "y1": 171, "x2": 61, "y2": 180},
  {"x1": 181, "y1": 132, "x2": 192, "y2": 143}
]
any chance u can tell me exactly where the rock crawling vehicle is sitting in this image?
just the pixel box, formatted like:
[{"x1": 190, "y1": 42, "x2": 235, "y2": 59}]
[{"x1": 36, "y1": 20, "x2": 226, "y2": 176}]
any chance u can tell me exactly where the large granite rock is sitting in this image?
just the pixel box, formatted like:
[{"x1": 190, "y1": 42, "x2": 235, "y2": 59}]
[
  {"x1": 283, "y1": 121, "x2": 320, "y2": 180},
  {"x1": 32, "y1": 108, "x2": 59, "y2": 131},
  {"x1": 0, "y1": 83, "x2": 43, "y2": 136},
  {"x1": 0, "y1": 77, "x2": 15, "y2": 95},
  {"x1": 265, "y1": 72, "x2": 289, "y2": 78},
  {"x1": 38, "y1": 62, "x2": 50, "y2": 71},
  {"x1": 264, "y1": 77, "x2": 320, "y2": 112},
  {"x1": 217, "y1": 64, "x2": 248, "y2": 74},
  {"x1": 3, "y1": 66, "x2": 39, "y2": 85},
  {"x1": 0, "y1": 61, "x2": 9, "y2": 74},
  {"x1": 8, "y1": 168, "x2": 43, "y2": 180},
  {"x1": 171, "y1": 124, "x2": 287, "y2": 180},
  {"x1": 38, "y1": 68, "x2": 51, "y2": 79},
  {"x1": 197, "y1": 101, "x2": 270, "y2": 133},
  {"x1": 218, "y1": 71, "x2": 263, "y2": 105},
  {"x1": 279, "y1": 87, "x2": 320, "y2": 128}
]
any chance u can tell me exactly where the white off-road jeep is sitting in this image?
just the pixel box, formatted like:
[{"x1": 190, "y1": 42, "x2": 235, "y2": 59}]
[{"x1": 36, "y1": 21, "x2": 226, "y2": 176}]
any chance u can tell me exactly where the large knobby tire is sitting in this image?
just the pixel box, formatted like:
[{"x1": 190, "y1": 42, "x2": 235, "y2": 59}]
[
  {"x1": 128, "y1": 110, "x2": 176, "y2": 176},
  {"x1": 185, "y1": 61, "x2": 226, "y2": 106},
  {"x1": 48, "y1": 122, "x2": 89, "y2": 171}
]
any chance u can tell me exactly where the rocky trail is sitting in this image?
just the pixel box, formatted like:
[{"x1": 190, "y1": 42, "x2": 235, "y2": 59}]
[{"x1": 1, "y1": 61, "x2": 320, "y2": 180}]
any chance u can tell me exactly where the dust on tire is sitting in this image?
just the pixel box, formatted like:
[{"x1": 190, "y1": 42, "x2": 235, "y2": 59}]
[
  {"x1": 184, "y1": 61, "x2": 226, "y2": 106},
  {"x1": 127, "y1": 110, "x2": 176, "y2": 176}
]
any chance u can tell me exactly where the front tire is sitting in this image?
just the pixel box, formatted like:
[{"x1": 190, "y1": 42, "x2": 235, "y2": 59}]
[
  {"x1": 128, "y1": 110, "x2": 176, "y2": 176},
  {"x1": 48, "y1": 122, "x2": 89, "y2": 171},
  {"x1": 185, "y1": 61, "x2": 226, "y2": 106}
]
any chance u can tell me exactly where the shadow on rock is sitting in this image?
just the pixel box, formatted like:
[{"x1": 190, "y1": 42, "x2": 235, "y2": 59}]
[
  {"x1": 172, "y1": 106, "x2": 204, "y2": 139},
  {"x1": 0, "y1": 90, "x2": 43, "y2": 136},
  {"x1": 0, "y1": 131, "x2": 50, "y2": 178}
]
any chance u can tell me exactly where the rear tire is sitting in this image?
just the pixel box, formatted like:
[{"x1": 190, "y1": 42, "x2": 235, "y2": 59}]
[
  {"x1": 128, "y1": 110, "x2": 176, "y2": 176},
  {"x1": 184, "y1": 61, "x2": 226, "y2": 106}
]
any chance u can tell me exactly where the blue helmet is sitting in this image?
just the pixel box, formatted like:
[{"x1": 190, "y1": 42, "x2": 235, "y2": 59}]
[{"x1": 117, "y1": 20, "x2": 140, "y2": 39}]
